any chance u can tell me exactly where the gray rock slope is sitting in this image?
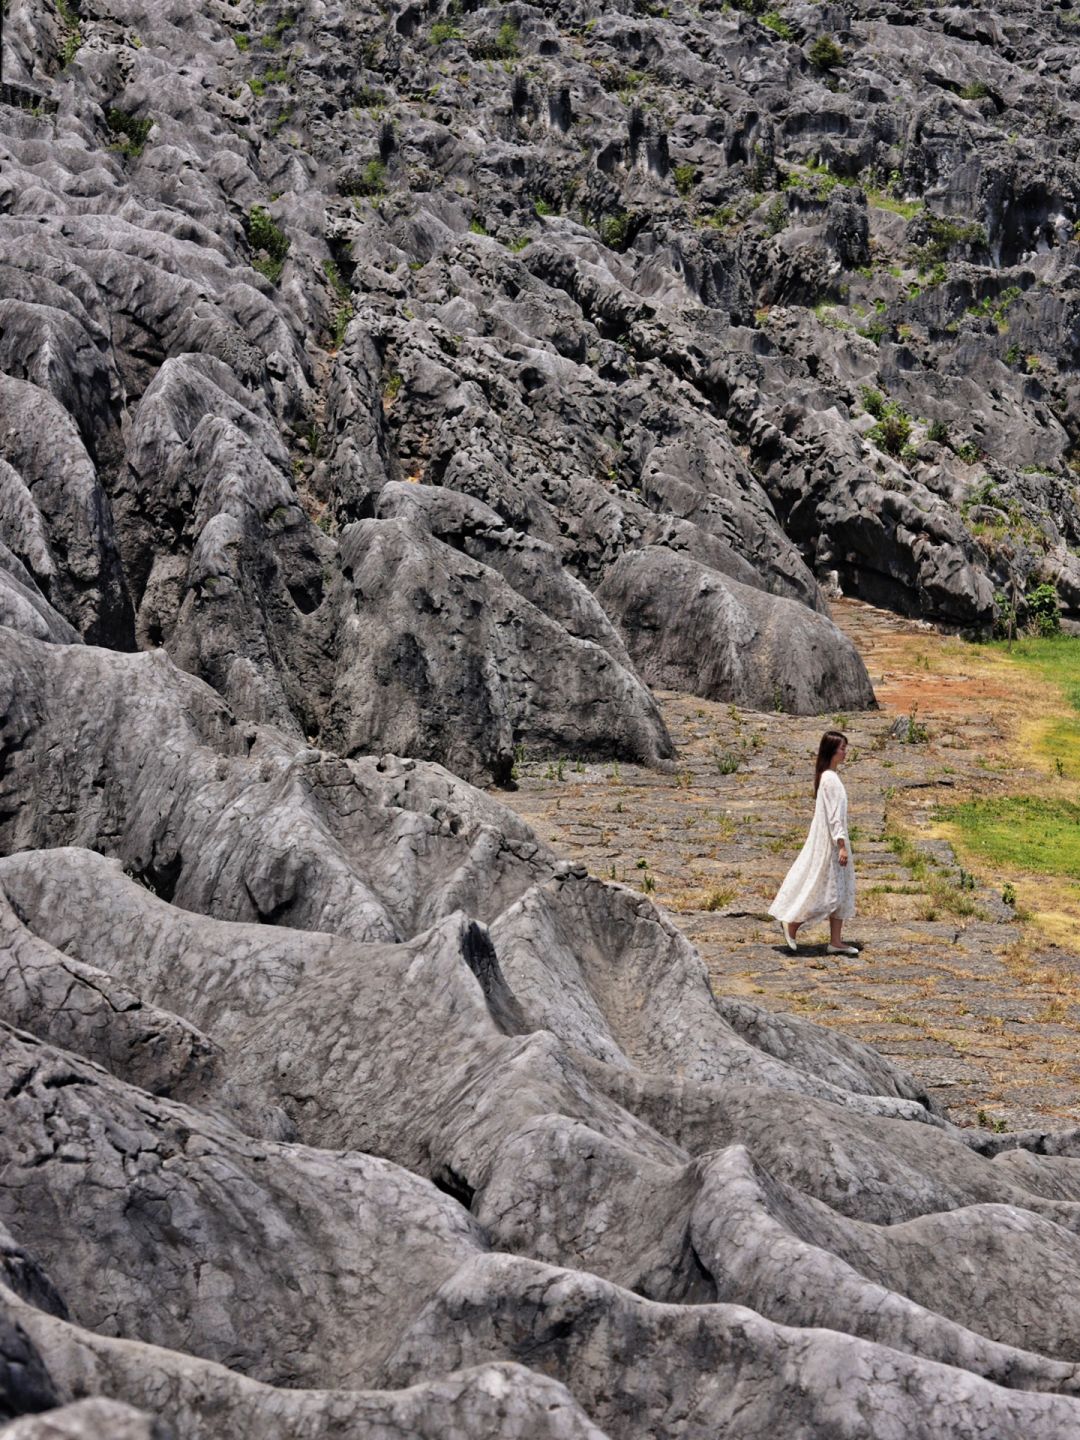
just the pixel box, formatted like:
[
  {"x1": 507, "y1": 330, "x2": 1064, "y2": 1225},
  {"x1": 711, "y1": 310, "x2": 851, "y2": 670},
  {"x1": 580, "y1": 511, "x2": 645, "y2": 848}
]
[
  {"x1": 6, "y1": 630, "x2": 1080, "y2": 1437},
  {"x1": 6, "y1": 0, "x2": 1080, "y2": 1436},
  {"x1": 0, "y1": 0, "x2": 905, "y2": 791}
]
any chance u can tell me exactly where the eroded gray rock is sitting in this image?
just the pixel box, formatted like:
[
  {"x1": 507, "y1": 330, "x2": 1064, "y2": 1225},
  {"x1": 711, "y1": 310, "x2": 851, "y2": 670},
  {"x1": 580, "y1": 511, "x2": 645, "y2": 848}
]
[{"x1": 597, "y1": 546, "x2": 876, "y2": 713}]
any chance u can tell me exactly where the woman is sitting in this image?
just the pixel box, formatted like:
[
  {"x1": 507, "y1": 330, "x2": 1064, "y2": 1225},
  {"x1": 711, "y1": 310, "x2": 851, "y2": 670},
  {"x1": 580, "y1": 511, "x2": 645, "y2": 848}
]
[{"x1": 768, "y1": 730, "x2": 858, "y2": 956}]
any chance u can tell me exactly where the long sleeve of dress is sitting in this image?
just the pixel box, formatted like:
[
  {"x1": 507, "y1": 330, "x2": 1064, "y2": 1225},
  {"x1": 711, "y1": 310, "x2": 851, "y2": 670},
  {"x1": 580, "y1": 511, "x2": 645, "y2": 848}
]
[{"x1": 819, "y1": 771, "x2": 848, "y2": 842}]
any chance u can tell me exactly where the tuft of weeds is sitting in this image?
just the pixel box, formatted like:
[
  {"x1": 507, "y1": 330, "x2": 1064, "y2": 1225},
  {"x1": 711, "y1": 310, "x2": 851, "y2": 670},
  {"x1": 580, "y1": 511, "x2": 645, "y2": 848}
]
[
  {"x1": 106, "y1": 108, "x2": 153, "y2": 158},
  {"x1": 244, "y1": 204, "x2": 290, "y2": 283}
]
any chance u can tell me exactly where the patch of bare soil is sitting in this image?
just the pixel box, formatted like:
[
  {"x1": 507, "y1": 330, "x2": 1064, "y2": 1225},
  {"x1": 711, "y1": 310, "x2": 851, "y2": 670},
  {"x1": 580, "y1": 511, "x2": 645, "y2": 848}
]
[{"x1": 498, "y1": 599, "x2": 1080, "y2": 1131}]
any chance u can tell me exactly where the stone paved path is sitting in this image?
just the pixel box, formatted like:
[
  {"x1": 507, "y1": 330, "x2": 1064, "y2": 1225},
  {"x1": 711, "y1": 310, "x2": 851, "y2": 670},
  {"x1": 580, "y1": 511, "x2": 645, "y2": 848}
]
[{"x1": 499, "y1": 599, "x2": 1080, "y2": 1131}]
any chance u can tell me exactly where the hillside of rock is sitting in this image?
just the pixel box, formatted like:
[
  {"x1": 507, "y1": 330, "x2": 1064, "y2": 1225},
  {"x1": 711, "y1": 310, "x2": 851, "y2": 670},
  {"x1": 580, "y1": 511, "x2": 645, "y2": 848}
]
[{"x1": 5, "y1": 0, "x2": 1080, "y2": 1435}]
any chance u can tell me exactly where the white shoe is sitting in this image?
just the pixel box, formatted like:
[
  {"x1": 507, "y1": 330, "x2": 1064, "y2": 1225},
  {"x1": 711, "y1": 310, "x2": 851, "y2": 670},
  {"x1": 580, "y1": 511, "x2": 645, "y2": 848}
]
[
  {"x1": 779, "y1": 920, "x2": 797, "y2": 953},
  {"x1": 827, "y1": 944, "x2": 858, "y2": 956}
]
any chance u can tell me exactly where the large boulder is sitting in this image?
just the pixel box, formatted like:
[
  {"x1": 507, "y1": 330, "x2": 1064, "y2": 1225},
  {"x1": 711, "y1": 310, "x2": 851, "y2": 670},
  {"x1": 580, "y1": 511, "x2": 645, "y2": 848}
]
[
  {"x1": 597, "y1": 547, "x2": 876, "y2": 713},
  {"x1": 324, "y1": 518, "x2": 673, "y2": 782}
]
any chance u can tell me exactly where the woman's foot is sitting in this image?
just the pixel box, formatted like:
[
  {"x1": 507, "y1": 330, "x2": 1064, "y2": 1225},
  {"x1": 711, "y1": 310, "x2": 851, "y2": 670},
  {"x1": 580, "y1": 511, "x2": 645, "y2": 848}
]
[
  {"x1": 827, "y1": 943, "x2": 858, "y2": 956},
  {"x1": 778, "y1": 920, "x2": 797, "y2": 953}
]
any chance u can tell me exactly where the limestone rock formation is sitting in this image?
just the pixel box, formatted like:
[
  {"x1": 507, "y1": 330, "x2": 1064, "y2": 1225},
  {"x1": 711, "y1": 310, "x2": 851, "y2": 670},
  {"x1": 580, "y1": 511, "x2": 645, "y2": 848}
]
[{"x1": 4, "y1": 0, "x2": 1080, "y2": 1435}]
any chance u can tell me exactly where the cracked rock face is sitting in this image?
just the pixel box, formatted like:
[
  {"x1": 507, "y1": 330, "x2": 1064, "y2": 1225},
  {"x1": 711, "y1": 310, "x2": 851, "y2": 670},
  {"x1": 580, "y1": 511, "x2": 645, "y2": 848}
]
[{"x1": 5, "y1": 0, "x2": 1080, "y2": 1435}]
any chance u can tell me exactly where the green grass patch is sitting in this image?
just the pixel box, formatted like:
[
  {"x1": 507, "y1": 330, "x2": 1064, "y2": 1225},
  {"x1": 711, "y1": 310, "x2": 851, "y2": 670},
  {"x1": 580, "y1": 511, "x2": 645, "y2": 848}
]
[
  {"x1": 938, "y1": 796, "x2": 1080, "y2": 880},
  {"x1": 984, "y1": 635, "x2": 1080, "y2": 713},
  {"x1": 1040, "y1": 716, "x2": 1080, "y2": 778},
  {"x1": 865, "y1": 189, "x2": 923, "y2": 220}
]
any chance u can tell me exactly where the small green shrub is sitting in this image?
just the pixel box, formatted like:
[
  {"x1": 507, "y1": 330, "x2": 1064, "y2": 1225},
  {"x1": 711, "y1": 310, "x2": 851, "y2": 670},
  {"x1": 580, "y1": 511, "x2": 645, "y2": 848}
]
[
  {"x1": 382, "y1": 372, "x2": 404, "y2": 403},
  {"x1": 322, "y1": 258, "x2": 351, "y2": 301},
  {"x1": 468, "y1": 217, "x2": 488, "y2": 235},
  {"x1": 807, "y1": 34, "x2": 844, "y2": 69},
  {"x1": 598, "y1": 212, "x2": 633, "y2": 249},
  {"x1": 714, "y1": 749, "x2": 741, "y2": 774},
  {"x1": 345, "y1": 158, "x2": 387, "y2": 196},
  {"x1": 959, "y1": 80, "x2": 990, "y2": 100},
  {"x1": 703, "y1": 887, "x2": 736, "y2": 912},
  {"x1": 106, "y1": 108, "x2": 153, "y2": 158},
  {"x1": 917, "y1": 216, "x2": 987, "y2": 268},
  {"x1": 244, "y1": 204, "x2": 290, "y2": 283},
  {"x1": 869, "y1": 402, "x2": 913, "y2": 457},
  {"x1": 761, "y1": 10, "x2": 794, "y2": 40},
  {"x1": 672, "y1": 162, "x2": 696, "y2": 196},
  {"x1": 1027, "y1": 582, "x2": 1061, "y2": 636},
  {"x1": 954, "y1": 440, "x2": 980, "y2": 464},
  {"x1": 332, "y1": 304, "x2": 353, "y2": 348},
  {"x1": 56, "y1": 0, "x2": 82, "y2": 65},
  {"x1": 859, "y1": 385, "x2": 885, "y2": 419},
  {"x1": 429, "y1": 20, "x2": 464, "y2": 44},
  {"x1": 533, "y1": 195, "x2": 555, "y2": 217},
  {"x1": 495, "y1": 19, "x2": 519, "y2": 56},
  {"x1": 764, "y1": 195, "x2": 788, "y2": 235},
  {"x1": 900, "y1": 705, "x2": 929, "y2": 744},
  {"x1": 926, "y1": 418, "x2": 949, "y2": 444},
  {"x1": 234, "y1": 31, "x2": 250, "y2": 50}
]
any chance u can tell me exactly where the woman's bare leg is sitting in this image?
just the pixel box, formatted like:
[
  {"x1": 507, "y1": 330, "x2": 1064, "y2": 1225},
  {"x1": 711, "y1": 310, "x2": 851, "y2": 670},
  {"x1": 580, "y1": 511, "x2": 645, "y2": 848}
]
[{"x1": 829, "y1": 913, "x2": 843, "y2": 947}]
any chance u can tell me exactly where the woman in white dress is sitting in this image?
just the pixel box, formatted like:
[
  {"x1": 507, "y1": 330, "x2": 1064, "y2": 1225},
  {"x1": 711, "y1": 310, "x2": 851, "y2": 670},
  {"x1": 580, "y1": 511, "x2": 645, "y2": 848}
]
[{"x1": 768, "y1": 730, "x2": 858, "y2": 956}]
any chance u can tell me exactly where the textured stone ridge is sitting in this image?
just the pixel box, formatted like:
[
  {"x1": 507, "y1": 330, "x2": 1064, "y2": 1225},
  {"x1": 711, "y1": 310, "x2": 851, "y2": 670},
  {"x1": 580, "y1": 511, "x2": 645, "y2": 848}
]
[
  {"x1": 6, "y1": 629, "x2": 1080, "y2": 1438},
  {"x1": 5, "y1": 0, "x2": 1080, "y2": 1434}
]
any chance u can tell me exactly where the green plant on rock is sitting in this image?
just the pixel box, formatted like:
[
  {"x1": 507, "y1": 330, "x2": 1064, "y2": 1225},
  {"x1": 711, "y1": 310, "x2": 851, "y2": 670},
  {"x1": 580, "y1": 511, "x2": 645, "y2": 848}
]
[
  {"x1": 900, "y1": 704, "x2": 929, "y2": 744},
  {"x1": 495, "y1": 18, "x2": 519, "y2": 56},
  {"x1": 927, "y1": 217, "x2": 987, "y2": 258},
  {"x1": 965, "y1": 284, "x2": 1022, "y2": 331},
  {"x1": 807, "y1": 34, "x2": 844, "y2": 69},
  {"x1": 429, "y1": 20, "x2": 464, "y2": 44},
  {"x1": 761, "y1": 10, "x2": 794, "y2": 40},
  {"x1": 859, "y1": 385, "x2": 886, "y2": 419},
  {"x1": 926, "y1": 418, "x2": 949, "y2": 444},
  {"x1": 959, "y1": 80, "x2": 990, "y2": 100},
  {"x1": 56, "y1": 0, "x2": 83, "y2": 65},
  {"x1": 244, "y1": 204, "x2": 290, "y2": 283},
  {"x1": 322, "y1": 258, "x2": 351, "y2": 301},
  {"x1": 332, "y1": 304, "x2": 353, "y2": 348},
  {"x1": 672, "y1": 162, "x2": 696, "y2": 197},
  {"x1": 348, "y1": 158, "x2": 387, "y2": 196},
  {"x1": 106, "y1": 108, "x2": 153, "y2": 158},
  {"x1": 869, "y1": 401, "x2": 913, "y2": 457},
  {"x1": 598, "y1": 211, "x2": 633, "y2": 249},
  {"x1": 764, "y1": 195, "x2": 788, "y2": 235},
  {"x1": 382, "y1": 372, "x2": 404, "y2": 404}
]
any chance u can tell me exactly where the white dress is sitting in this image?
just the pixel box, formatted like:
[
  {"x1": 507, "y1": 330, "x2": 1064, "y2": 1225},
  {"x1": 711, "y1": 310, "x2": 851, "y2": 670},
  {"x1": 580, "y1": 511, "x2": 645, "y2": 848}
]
[{"x1": 768, "y1": 769, "x2": 855, "y2": 925}]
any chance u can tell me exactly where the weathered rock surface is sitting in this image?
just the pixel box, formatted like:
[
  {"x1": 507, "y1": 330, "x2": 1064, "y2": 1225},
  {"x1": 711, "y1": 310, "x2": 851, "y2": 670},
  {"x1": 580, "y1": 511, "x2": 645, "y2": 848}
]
[
  {"x1": 597, "y1": 544, "x2": 876, "y2": 713},
  {"x1": 5, "y1": 0, "x2": 1080, "y2": 1434},
  {"x1": 4, "y1": 630, "x2": 1080, "y2": 1436},
  {"x1": 324, "y1": 516, "x2": 672, "y2": 781}
]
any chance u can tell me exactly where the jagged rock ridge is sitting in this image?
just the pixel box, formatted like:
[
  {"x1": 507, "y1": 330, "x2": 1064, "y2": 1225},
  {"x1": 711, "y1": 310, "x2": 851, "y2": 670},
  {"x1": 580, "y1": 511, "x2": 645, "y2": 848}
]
[{"x1": 4, "y1": 0, "x2": 1080, "y2": 1435}]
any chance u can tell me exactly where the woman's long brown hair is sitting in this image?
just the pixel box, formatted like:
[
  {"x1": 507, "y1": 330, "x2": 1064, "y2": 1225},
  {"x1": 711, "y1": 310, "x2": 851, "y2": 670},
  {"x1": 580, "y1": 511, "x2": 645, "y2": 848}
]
[{"x1": 814, "y1": 730, "x2": 848, "y2": 793}]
